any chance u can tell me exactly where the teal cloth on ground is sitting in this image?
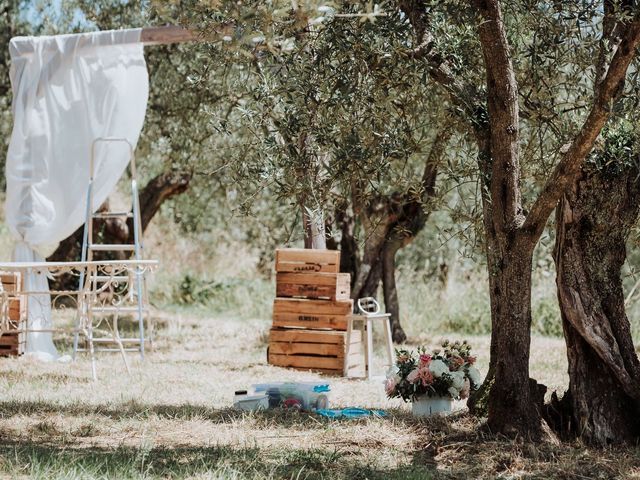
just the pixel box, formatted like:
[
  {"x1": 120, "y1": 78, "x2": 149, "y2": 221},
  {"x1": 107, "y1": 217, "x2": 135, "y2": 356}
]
[{"x1": 316, "y1": 408, "x2": 386, "y2": 418}]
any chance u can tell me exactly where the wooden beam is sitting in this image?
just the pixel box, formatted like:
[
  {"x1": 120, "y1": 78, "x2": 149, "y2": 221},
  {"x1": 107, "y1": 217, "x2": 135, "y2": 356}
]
[{"x1": 140, "y1": 26, "x2": 196, "y2": 45}]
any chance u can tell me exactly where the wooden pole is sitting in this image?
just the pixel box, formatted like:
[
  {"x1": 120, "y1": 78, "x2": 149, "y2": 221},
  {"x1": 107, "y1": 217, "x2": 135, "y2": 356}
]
[{"x1": 140, "y1": 26, "x2": 196, "y2": 45}]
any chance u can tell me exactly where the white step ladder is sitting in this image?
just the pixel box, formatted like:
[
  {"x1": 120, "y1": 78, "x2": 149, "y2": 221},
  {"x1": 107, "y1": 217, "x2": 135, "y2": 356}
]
[{"x1": 72, "y1": 138, "x2": 151, "y2": 376}]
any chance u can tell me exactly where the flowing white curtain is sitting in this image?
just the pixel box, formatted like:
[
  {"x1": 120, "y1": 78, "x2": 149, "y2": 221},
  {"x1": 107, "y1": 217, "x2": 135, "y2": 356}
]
[{"x1": 4, "y1": 29, "x2": 149, "y2": 360}]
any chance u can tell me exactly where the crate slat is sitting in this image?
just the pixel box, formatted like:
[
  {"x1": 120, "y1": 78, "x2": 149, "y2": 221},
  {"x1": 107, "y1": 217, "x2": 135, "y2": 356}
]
[
  {"x1": 268, "y1": 352, "x2": 344, "y2": 370},
  {"x1": 0, "y1": 334, "x2": 23, "y2": 346},
  {"x1": 275, "y1": 249, "x2": 340, "y2": 274},
  {"x1": 269, "y1": 328, "x2": 361, "y2": 344},
  {"x1": 276, "y1": 273, "x2": 350, "y2": 300},
  {"x1": 269, "y1": 342, "x2": 345, "y2": 357},
  {"x1": 0, "y1": 272, "x2": 26, "y2": 356},
  {"x1": 272, "y1": 313, "x2": 348, "y2": 330},
  {"x1": 273, "y1": 298, "x2": 353, "y2": 315}
]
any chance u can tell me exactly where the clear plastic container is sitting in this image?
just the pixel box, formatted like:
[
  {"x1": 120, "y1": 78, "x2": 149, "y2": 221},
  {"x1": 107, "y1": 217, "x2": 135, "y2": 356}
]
[
  {"x1": 252, "y1": 382, "x2": 331, "y2": 411},
  {"x1": 233, "y1": 390, "x2": 269, "y2": 411}
]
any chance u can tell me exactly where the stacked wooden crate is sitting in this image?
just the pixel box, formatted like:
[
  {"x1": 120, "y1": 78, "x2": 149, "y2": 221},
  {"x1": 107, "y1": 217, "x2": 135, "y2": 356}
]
[
  {"x1": 268, "y1": 249, "x2": 362, "y2": 376},
  {"x1": 0, "y1": 272, "x2": 26, "y2": 357}
]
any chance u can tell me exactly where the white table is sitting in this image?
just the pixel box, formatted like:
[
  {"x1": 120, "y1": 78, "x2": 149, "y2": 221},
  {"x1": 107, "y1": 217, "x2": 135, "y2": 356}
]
[{"x1": 0, "y1": 260, "x2": 158, "y2": 379}]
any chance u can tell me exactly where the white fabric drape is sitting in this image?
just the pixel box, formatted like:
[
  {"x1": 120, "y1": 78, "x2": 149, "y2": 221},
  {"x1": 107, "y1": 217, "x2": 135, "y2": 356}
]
[{"x1": 5, "y1": 29, "x2": 149, "y2": 360}]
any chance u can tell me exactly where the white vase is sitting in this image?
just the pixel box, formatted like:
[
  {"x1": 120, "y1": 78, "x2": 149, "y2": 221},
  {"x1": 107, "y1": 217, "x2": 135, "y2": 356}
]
[{"x1": 411, "y1": 395, "x2": 453, "y2": 417}]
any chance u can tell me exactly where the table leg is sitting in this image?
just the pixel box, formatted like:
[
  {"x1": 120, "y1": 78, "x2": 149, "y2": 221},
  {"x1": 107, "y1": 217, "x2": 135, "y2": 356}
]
[
  {"x1": 366, "y1": 318, "x2": 374, "y2": 381},
  {"x1": 344, "y1": 318, "x2": 353, "y2": 377},
  {"x1": 383, "y1": 317, "x2": 394, "y2": 368}
]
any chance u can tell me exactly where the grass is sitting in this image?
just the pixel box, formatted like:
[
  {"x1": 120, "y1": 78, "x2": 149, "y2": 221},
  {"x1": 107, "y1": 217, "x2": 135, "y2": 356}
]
[
  {"x1": 2, "y1": 212, "x2": 640, "y2": 478},
  {"x1": 1, "y1": 308, "x2": 636, "y2": 480}
]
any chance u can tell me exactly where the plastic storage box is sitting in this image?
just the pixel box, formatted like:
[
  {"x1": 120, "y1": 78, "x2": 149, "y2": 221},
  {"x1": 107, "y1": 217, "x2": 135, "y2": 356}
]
[{"x1": 252, "y1": 382, "x2": 331, "y2": 411}]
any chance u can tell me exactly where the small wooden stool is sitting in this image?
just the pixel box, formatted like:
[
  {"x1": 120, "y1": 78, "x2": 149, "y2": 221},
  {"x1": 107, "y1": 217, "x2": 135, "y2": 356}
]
[{"x1": 344, "y1": 297, "x2": 394, "y2": 380}]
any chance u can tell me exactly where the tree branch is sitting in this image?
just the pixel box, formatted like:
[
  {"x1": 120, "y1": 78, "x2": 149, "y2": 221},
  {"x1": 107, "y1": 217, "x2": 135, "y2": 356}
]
[
  {"x1": 472, "y1": 0, "x2": 522, "y2": 232},
  {"x1": 398, "y1": 1, "x2": 484, "y2": 128},
  {"x1": 523, "y1": 20, "x2": 640, "y2": 237}
]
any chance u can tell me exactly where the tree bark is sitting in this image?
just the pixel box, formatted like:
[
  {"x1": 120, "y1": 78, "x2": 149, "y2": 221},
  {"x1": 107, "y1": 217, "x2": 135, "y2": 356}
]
[
  {"x1": 382, "y1": 239, "x2": 407, "y2": 343},
  {"x1": 336, "y1": 204, "x2": 359, "y2": 281},
  {"x1": 553, "y1": 164, "x2": 640, "y2": 444},
  {"x1": 485, "y1": 236, "x2": 545, "y2": 435},
  {"x1": 469, "y1": 0, "x2": 544, "y2": 438},
  {"x1": 399, "y1": 0, "x2": 640, "y2": 438},
  {"x1": 302, "y1": 205, "x2": 327, "y2": 249}
]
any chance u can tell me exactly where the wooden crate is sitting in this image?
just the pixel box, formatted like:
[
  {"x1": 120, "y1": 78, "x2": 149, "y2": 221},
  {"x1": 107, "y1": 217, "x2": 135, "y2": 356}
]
[
  {"x1": 0, "y1": 272, "x2": 26, "y2": 357},
  {"x1": 268, "y1": 327, "x2": 363, "y2": 375},
  {"x1": 0, "y1": 272, "x2": 20, "y2": 293},
  {"x1": 0, "y1": 332, "x2": 24, "y2": 356},
  {"x1": 276, "y1": 272, "x2": 350, "y2": 300},
  {"x1": 275, "y1": 248, "x2": 340, "y2": 274},
  {"x1": 273, "y1": 298, "x2": 353, "y2": 330}
]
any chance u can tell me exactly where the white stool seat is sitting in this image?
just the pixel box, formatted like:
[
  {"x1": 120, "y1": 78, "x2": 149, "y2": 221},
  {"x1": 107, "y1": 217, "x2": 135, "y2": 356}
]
[{"x1": 344, "y1": 297, "x2": 394, "y2": 379}]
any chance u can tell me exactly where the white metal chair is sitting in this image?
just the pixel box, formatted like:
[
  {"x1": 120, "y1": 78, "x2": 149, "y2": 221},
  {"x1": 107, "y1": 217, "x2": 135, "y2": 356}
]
[{"x1": 344, "y1": 297, "x2": 394, "y2": 380}]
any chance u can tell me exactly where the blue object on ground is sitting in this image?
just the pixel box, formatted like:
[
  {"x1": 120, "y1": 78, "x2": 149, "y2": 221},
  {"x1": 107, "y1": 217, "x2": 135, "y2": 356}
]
[{"x1": 316, "y1": 408, "x2": 386, "y2": 419}]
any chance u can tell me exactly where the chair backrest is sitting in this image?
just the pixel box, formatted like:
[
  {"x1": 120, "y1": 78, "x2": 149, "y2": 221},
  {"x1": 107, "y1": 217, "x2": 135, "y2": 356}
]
[{"x1": 357, "y1": 297, "x2": 380, "y2": 315}]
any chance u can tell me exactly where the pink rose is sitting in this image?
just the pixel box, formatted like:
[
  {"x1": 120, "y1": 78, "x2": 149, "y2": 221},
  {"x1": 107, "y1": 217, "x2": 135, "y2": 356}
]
[
  {"x1": 419, "y1": 354, "x2": 432, "y2": 366},
  {"x1": 408, "y1": 366, "x2": 434, "y2": 386}
]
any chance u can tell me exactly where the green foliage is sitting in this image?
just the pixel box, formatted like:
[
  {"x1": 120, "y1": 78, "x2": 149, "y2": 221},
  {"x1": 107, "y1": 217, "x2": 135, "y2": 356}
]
[
  {"x1": 166, "y1": 274, "x2": 272, "y2": 319},
  {"x1": 587, "y1": 121, "x2": 640, "y2": 177}
]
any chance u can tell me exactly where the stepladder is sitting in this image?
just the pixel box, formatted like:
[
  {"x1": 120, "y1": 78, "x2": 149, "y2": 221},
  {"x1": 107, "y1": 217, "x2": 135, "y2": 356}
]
[
  {"x1": 73, "y1": 137, "x2": 152, "y2": 380},
  {"x1": 344, "y1": 297, "x2": 395, "y2": 380}
]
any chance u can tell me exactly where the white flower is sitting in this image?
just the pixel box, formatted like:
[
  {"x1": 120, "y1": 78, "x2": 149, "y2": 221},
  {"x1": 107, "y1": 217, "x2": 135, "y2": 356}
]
[
  {"x1": 450, "y1": 370, "x2": 466, "y2": 390},
  {"x1": 468, "y1": 367, "x2": 483, "y2": 386},
  {"x1": 429, "y1": 359, "x2": 449, "y2": 378},
  {"x1": 386, "y1": 365, "x2": 399, "y2": 378},
  {"x1": 448, "y1": 386, "x2": 459, "y2": 398},
  {"x1": 384, "y1": 377, "x2": 398, "y2": 395}
]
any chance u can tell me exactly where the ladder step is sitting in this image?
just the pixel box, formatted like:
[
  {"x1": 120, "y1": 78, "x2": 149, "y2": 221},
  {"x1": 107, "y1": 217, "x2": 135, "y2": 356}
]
[
  {"x1": 76, "y1": 348, "x2": 141, "y2": 353},
  {"x1": 89, "y1": 244, "x2": 136, "y2": 251},
  {"x1": 90, "y1": 306, "x2": 149, "y2": 313},
  {"x1": 91, "y1": 338, "x2": 143, "y2": 344},
  {"x1": 93, "y1": 212, "x2": 133, "y2": 219}
]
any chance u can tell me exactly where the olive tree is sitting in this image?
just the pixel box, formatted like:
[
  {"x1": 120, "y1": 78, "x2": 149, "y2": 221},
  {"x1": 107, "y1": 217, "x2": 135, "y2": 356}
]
[{"x1": 397, "y1": 0, "x2": 640, "y2": 439}]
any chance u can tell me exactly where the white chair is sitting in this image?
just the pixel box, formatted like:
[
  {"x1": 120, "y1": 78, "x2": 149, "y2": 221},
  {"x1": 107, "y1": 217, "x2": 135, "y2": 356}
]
[{"x1": 344, "y1": 297, "x2": 395, "y2": 380}]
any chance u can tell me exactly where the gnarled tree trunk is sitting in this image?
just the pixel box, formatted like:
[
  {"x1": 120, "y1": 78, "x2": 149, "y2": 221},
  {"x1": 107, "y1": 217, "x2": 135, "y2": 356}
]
[
  {"x1": 553, "y1": 164, "x2": 640, "y2": 444},
  {"x1": 346, "y1": 125, "x2": 450, "y2": 343}
]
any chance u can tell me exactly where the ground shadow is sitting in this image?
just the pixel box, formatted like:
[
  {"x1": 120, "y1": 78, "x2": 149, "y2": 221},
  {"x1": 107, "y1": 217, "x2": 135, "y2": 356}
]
[
  {"x1": 0, "y1": 399, "x2": 428, "y2": 431},
  {"x1": 0, "y1": 437, "x2": 443, "y2": 479}
]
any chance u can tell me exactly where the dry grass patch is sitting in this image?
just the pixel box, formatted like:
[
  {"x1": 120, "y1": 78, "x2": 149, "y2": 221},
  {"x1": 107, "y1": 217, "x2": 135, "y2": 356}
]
[{"x1": 0, "y1": 311, "x2": 636, "y2": 479}]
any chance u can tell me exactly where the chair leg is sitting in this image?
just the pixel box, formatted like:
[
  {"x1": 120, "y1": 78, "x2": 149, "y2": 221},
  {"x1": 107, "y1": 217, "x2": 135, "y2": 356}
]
[
  {"x1": 366, "y1": 318, "x2": 374, "y2": 381},
  {"x1": 382, "y1": 317, "x2": 395, "y2": 368},
  {"x1": 87, "y1": 317, "x2": 97, "y2": 381},
  {"x1": 112, "y1": 316, "x2": 131, "y2": 376}
]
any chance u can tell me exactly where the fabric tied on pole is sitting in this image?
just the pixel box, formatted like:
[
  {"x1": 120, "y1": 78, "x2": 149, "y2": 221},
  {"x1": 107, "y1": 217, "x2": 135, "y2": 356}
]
[{"x1": 4, "y1": 29, "x2": 149, "y2": 359}]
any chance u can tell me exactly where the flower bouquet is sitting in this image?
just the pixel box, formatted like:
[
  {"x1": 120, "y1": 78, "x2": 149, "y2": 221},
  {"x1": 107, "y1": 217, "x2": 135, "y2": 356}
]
[{"x1": 385, "y1": 340, "x2": 482, "y2": 416}]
